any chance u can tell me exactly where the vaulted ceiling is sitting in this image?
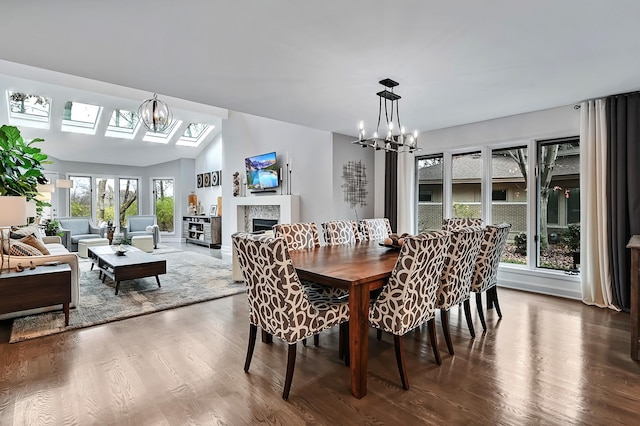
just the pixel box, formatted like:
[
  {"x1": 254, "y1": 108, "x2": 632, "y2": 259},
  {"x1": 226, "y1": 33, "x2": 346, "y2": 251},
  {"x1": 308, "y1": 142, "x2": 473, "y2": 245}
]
[{"x1": 2, "y1": 1, "x2": 640, "y2": 165}]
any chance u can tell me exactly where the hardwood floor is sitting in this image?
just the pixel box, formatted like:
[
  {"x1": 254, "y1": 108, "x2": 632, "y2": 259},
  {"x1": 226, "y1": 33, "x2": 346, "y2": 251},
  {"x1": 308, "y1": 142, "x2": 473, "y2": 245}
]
[{"x1": 1, "y1": 250, "x2": 639, "y2": 424}]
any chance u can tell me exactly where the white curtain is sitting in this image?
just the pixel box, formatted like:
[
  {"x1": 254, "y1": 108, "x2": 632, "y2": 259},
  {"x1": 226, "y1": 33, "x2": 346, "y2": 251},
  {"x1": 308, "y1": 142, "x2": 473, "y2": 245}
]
[
  {"x1": 397, "y1": 150, "x2": 415, "y2": 235},
  {"x1": 580, "y1": 99, "x2": 617, "y2": 309}
]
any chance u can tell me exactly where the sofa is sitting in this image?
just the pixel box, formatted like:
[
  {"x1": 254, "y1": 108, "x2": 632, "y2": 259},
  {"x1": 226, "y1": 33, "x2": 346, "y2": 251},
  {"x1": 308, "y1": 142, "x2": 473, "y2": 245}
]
[
  {"x1": 58, "y1": 217, "x2": 105, "y2": 252},
  {"x1": 124, "y1": 215, "x2": 160, "y2": 249},
  {"x1": 0, "y1": 228, "x2": 80, "y2": 321}
]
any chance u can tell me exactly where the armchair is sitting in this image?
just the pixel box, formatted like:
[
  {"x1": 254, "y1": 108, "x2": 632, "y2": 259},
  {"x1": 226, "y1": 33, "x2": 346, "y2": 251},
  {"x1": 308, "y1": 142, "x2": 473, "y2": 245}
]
[
  {"x1": 124, "y1": 215, "x2": 160, "y2": 248},
  {"x1": 57, "y1": 217, "x2": 104, "y2": 252}
]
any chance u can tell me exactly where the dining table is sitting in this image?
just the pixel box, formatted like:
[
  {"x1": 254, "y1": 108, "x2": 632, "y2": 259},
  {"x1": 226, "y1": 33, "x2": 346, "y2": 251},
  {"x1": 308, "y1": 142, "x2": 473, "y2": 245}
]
[{"x1": 288, "y1": 240, "x2": 400, "y2": 399}]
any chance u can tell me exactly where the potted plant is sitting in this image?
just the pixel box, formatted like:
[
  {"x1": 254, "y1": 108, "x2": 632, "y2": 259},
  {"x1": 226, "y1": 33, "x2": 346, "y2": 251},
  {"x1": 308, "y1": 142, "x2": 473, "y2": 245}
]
[
  {"x1": 43, "y1": 219, "x2": 61, "y2": 236},
  {"x1": 0, "y1": 124, "x2": 51, "y2": 211},
  {"x1": 563, "y1": 223, "x2": 580, "y2": 270}
]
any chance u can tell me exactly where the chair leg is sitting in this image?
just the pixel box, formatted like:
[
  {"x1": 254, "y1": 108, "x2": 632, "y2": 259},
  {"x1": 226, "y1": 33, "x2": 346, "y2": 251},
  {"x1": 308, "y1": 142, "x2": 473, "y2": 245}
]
[
  {"x1": 244, "y1": 324, "x2": 257, "y2": 372},
  {"x1": 314, "y1": 334, "x2": 319, "y2": 347},
  {"x1": 486, "y1": 288, "x2": 494, "y2": 310},
  {"x1": 475, "y1": 292, "x2": 487, "y2": 332},
  {"x1": 463, "y1": 299, "x2": 476, "y2": 338},
  {"x1": 492, "y1": 287, "x2": 503, "y2": 319},
  {"x1": 393, "y1": 335, "x2": 409, "y2": 390},
  {"x1": 377, "y1": 329, "x2": 383, "y2": 340},
  {"x1": 282, "y1": 343, "x2": 297, "y2": 400},
  {"x1": 427, "y1": 318, "x2": 442, "y2": 365},
  {"x1": 440, "y1": 310, "x2": 454, "y2": 355},
  {"x1": 302, "y1": 338, "x2": 307, "y2": 347}
]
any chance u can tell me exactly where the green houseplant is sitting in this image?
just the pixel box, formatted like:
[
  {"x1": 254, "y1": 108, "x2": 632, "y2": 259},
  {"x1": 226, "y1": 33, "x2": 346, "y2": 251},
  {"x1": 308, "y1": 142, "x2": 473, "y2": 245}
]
[{"x1": 0, "y1": 125, "x2": 51, "y2": 209}]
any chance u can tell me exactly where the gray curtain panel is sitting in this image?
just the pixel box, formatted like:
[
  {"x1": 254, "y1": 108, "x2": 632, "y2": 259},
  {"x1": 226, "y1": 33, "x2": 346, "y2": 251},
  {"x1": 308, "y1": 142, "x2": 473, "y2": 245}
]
[
  {"x1": 607, "y1": 92, "x2": 640, "y2": 312},
  {"x1": 385, "y1": 150, "x2": 398, "y2": 232}
]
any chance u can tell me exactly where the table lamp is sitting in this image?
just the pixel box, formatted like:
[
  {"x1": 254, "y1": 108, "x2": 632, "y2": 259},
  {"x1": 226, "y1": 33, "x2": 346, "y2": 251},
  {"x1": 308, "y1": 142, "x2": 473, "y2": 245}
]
[{"x1": 0, "y1": 196, "x2": 28, "y2": 274}]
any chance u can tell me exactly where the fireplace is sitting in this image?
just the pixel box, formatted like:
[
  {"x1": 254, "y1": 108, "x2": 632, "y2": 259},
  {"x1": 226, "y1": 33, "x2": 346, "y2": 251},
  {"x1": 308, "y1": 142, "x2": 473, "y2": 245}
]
[{"x1": 253, "y1": 218, "x2": 278, "y2": 232}]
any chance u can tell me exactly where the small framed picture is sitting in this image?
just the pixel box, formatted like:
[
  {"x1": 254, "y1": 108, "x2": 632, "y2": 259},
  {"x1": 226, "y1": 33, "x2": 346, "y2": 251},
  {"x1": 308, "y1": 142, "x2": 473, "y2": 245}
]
[
  {"x1": 203, "y1": 172, "x2": 211, "y2": 187},
  {"x1": 209, "y1": 205, "x2": 218, "y2": 216},
  {"x1": 197, "y1": 174, "x2": 203, "y2": 188}
]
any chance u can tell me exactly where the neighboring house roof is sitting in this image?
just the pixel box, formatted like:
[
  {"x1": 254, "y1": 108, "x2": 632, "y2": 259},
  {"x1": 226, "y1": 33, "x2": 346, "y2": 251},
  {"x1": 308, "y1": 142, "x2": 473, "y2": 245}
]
[{"x1": 418, "y1": 153, "x2": 579, "y2": 182}]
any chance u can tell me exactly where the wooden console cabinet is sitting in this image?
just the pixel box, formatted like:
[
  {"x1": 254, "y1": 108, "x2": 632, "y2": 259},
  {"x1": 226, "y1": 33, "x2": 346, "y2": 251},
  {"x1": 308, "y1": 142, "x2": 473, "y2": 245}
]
[
  {"x1": 183, "y1": 215, "x2": 221, "y2": 248},
  {"x1": 0, "y1": 263, "x2": 72, "y2": 325},
  {"x1": 626, "y1": 235, "x2": 640, "y2": 360}
]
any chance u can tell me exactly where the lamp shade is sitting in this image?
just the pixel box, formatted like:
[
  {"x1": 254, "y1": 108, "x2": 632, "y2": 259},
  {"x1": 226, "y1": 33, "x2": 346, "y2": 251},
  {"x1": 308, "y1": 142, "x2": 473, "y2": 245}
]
[
  {"x1": 38, "y1": 183, "x2": 55, "y2": 193},
  {"x1": 56, "y1": 178, "x2": 74, "y2": 188},
  {"x1": 25, "y1": 201, "x2": 37, "y2": 218},
  {"x1": 0, "y1": 196, "x2": 28, "y2": 227}
]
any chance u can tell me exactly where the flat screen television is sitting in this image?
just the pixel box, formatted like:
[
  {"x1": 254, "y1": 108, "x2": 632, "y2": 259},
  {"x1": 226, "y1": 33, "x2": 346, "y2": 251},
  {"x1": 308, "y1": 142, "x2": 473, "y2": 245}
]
[{"x1": 245, "y1": 151, "x2": 278, "y2": 190}]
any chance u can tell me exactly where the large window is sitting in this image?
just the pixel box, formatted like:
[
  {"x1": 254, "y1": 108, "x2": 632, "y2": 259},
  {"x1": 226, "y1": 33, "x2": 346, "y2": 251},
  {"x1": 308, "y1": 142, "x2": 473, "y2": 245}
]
[
  {"x1": 119, "y1": 179, "x2": 139, "y2": 228},
  {"x1": 537, "y1": 138, "x2": 580, "y2": 271},
  {"x1": 96, "y1": 178, "x2": 116, "y2": 224},
  {"x1": 452, "y1": 152, "x2": 482, "y2": 219},
  {"x1": 416, "y1": 155, "x2": 443, "y2": 233},
  {"x1": 153, "y1": 179, "x2": 174, "y2": 232},
  {"x1": 492, "y1": 146, "x2": 528, "y2": 265},
  {"x1": 70, "y1": 176, "x2": 92, "y2": 216}
]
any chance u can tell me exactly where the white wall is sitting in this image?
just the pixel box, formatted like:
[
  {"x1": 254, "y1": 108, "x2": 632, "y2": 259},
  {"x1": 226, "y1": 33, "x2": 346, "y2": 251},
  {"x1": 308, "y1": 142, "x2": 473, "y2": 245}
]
[
  {"x1": 194, "y1": 133, "x2": 223, "y2": 215},
  {"x1": 332, "y1": 133, "x2": 375, "y2": 222},
  {"x1": 220, "y1": 111, "x2": 333, "y2": 250}
]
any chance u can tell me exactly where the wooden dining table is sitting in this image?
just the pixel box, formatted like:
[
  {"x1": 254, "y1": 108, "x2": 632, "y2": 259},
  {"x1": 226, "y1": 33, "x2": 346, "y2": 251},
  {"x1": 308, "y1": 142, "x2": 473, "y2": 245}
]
[{"x1": 289, "y1": 241, "x2": 400, "y2": 398}]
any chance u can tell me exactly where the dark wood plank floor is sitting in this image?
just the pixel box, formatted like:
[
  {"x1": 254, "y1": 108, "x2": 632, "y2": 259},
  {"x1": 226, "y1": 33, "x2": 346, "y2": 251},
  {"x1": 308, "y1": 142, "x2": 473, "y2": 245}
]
[{"x1": 1, "y1": 262, "x2": 640, "y2": 424}]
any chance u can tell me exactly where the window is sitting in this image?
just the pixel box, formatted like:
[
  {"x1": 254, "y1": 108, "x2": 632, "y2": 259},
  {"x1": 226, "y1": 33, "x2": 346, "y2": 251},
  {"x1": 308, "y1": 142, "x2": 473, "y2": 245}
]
[
  {"x1": 492, "y1": 146, "x2": 528, "y2": 265},
  {"x1": 537, "y1": 138, "x2": 580, "y2": 271},
  {"x1": 416, "y1": 155, "x2": 443, "y2": 233},
  {"x1": 119, "y1": 179, "x2": 139, "y2": 228},
  {"x1": 96, "y1": 178, "x2": 116, "y2": 224},
  {"x1": 105, "y1": 109, "x2": 140, "y2": 139},
  {"x1": 61, "y1": 101, "x2": 102, "y2": 134},
  {"x1": 7, "y1": 91, "x2": 51, "y2": 129},
  {"x1": 143, "y1": 120, "x2": 183, "y2": 144},
  {"x1": 70, "y1": 176, "x2": 92, "y2": 217},
  {"x1": 452, "y1": 151, "x2": 482, "y2": 219},
  {"x1": 153, "y1": 179, "x2": 174, "y2": 232},
  {"x1": 176, "y1": 123, "x2": 214, "y2": 147}
]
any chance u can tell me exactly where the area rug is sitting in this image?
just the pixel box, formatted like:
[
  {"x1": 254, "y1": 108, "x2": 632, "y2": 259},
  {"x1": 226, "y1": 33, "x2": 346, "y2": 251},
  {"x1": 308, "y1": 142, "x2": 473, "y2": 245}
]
[{"x1": 9, "y1": 251, "x2": 245, "y2": 343}]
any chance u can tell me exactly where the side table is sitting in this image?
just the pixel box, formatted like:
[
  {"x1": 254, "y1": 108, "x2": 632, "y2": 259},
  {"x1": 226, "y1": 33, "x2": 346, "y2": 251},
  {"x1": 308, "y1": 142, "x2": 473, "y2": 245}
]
[
  {"x1": 106, "y1": 226, "x2": 116, "y2": 245},
  {"x1": 0, "y1": 263, "x2": 72, "y2": 325}
]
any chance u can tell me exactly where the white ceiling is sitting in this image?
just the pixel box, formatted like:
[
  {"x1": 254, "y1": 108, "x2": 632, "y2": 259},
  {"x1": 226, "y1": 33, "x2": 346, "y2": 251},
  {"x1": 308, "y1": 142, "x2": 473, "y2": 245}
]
[{"x1": 2, "y1": 1, "x2": 640, "y2": 165}]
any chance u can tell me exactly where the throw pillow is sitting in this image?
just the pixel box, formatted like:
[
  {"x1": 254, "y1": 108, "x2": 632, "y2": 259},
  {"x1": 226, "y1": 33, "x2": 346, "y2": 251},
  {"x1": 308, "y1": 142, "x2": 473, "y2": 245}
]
[
  {"x1": 19, "y1": 234, "x2": 50, "y2": 255},
  {"x1": 11, "y1": 225, "x2": 44, "y2": 242},
  {"x1": 2, "y1": 239, "x2": 43, "y2": 256}
]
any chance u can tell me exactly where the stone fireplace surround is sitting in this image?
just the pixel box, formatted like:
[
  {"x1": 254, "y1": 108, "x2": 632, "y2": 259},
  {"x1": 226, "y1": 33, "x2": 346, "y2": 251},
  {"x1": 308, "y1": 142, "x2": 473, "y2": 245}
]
[{"x1": 229, "y1": 194, "x2": 300, "y2": 234}]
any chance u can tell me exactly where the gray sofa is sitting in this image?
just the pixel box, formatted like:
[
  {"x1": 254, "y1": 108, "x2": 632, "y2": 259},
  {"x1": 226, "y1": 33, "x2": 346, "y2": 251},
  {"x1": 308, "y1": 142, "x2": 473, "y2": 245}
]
[{"x1": 58, "y1": 217, "x2": 105, "y2": 252}]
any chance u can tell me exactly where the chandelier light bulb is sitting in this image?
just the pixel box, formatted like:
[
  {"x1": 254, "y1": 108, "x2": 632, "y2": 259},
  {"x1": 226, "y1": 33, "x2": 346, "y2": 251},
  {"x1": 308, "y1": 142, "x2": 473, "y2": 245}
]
[
  {"x1": 359, "y1": 121, "x2": 364, "y2": 130},
  {"x1": 388, "y1": 121, "x2": 394, "y2": 131},
  {"x1": 373, "y1": 131, "x2": 378, "y2": 138},
  {"x1": 401, "y1": 126, "x2": 406, "y2": 134}
]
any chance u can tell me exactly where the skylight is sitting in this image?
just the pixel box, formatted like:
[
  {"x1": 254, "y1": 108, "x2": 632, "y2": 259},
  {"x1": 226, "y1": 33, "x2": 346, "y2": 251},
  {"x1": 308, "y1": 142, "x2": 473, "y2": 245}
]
[
  {"x1": 7, "y1": 91, "x2": 51, "y2": 129},
  {"x1": 142, "y1": 119, "x2": 183, "y2": 144},
  {"x1": 175, "y1": 123, "x2": 214, "y2": 147},
  {"x1": 61, "y1": 101, "x2": 102, "y2": 134},
  {"x1": 105, "y1": 109, "x2": 140, "y2": 139}
]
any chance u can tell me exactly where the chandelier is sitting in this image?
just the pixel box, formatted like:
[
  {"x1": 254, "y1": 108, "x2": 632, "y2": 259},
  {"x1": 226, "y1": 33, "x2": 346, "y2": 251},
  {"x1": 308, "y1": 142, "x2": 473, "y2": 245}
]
[
  {"x1": 138, "y1": 93, "x2": 173, "y2": 133},
  {"x1": 352, "y1": 78, "x2": 420, "y2": 153}
]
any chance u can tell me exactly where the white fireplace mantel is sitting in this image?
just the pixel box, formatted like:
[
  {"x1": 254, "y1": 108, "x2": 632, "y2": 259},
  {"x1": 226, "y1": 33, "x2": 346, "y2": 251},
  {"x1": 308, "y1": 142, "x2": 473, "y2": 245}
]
[{"x1": 229, "y1": 194, "x2": 300, "y2": 234}]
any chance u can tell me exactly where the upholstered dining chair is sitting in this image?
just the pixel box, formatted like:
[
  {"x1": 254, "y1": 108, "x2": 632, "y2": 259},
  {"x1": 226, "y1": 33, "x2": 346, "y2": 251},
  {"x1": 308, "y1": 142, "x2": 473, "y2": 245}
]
[
  {"x1": 436, "y1": 226, "x2": 484, "y2": 354},
  {"x1": 359, "y1": 218, "x2": 393, "y2": 242},
  {"x1": 368, "y1": 231, "x2": 451, "y2": 390},
  {"x1": 442, "y1": 217, "x2": 483, "y2": 232},
  {"x1": 321, "y1": 220, "x2": 360, "y2": 246},
  {"x1": 470, "y1": 223, "x2": 512, "y2": 332},
  {"x1": 273, "y1": 222, "x2": 349, "y2": 347},
  {"x1": 232, "y1": 232, "x2": 350, "y2": 400}
]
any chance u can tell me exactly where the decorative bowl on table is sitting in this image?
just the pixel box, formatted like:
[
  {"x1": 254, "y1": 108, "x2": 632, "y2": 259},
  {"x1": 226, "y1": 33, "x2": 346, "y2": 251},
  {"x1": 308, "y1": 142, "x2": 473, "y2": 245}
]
[
  {"x1": 115, "y1": 245, "x2": 127, "y2": 256},
  {"x1": 379, "y1": 233, "x2": 411, "y2": 249}
]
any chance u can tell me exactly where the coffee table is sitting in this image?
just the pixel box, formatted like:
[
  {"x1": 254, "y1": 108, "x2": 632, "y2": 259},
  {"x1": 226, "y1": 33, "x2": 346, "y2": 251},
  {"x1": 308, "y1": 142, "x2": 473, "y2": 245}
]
[{"x1": 88, "y1": 245, "x2": 166, "y2": 295}]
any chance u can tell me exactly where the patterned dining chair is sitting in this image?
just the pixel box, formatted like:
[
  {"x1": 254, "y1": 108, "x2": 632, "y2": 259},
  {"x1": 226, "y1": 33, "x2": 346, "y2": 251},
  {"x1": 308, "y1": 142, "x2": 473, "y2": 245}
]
[
  {"x1": 273, "y1": 222, "x2": 349, "y2": 347},
  {"x1": 369, "y1": 231, "x2": 451, "y2": 390},
  {"x1": 359, "y1": 218, "x2": 393, "y2": 242},
  {"x1": 322, "y1": 220, "x2": 360, "y2": 246},
  {"x1": 442, "y1": 217, "x2": 483, "y2": 232},
  {"x1": 436, "y1": 226, "x2": 484, "y2": 354},
  {"x1": 470, "y1": 223, "x2": 512, "y2": 332},
  {"x1": 232, "y1": 232, "x2": 350, "y2": 400}
]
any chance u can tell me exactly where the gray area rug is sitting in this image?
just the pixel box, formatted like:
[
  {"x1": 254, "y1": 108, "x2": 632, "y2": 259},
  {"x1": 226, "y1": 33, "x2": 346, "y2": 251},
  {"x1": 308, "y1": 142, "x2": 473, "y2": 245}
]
[{"x1": 9, "y1": 250, "x2": 245, "y2": 343}]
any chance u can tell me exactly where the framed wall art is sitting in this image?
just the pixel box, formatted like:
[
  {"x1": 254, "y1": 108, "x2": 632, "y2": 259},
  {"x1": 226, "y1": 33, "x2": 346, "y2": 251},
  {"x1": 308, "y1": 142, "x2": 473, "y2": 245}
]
[
  {"x1": 197, "y1": 173, "x2": 203, "y2": 188},
  {"x1": 203, "y1": 172, "x2": 211, "y2": 187}
]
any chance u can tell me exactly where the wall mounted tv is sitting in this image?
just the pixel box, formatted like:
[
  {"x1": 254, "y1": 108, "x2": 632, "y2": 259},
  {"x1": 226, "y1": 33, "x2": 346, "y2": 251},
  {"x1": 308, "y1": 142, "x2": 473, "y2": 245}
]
[{"x1": 245, "y1": 151, "x2": 278, "y2": 191}]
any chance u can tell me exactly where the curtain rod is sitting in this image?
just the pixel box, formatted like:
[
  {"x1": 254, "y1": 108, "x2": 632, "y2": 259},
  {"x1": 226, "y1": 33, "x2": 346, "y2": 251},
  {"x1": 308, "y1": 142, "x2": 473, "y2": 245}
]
[{"x1": 574, "y1": 90, "x2": 640, "y2": 109}]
